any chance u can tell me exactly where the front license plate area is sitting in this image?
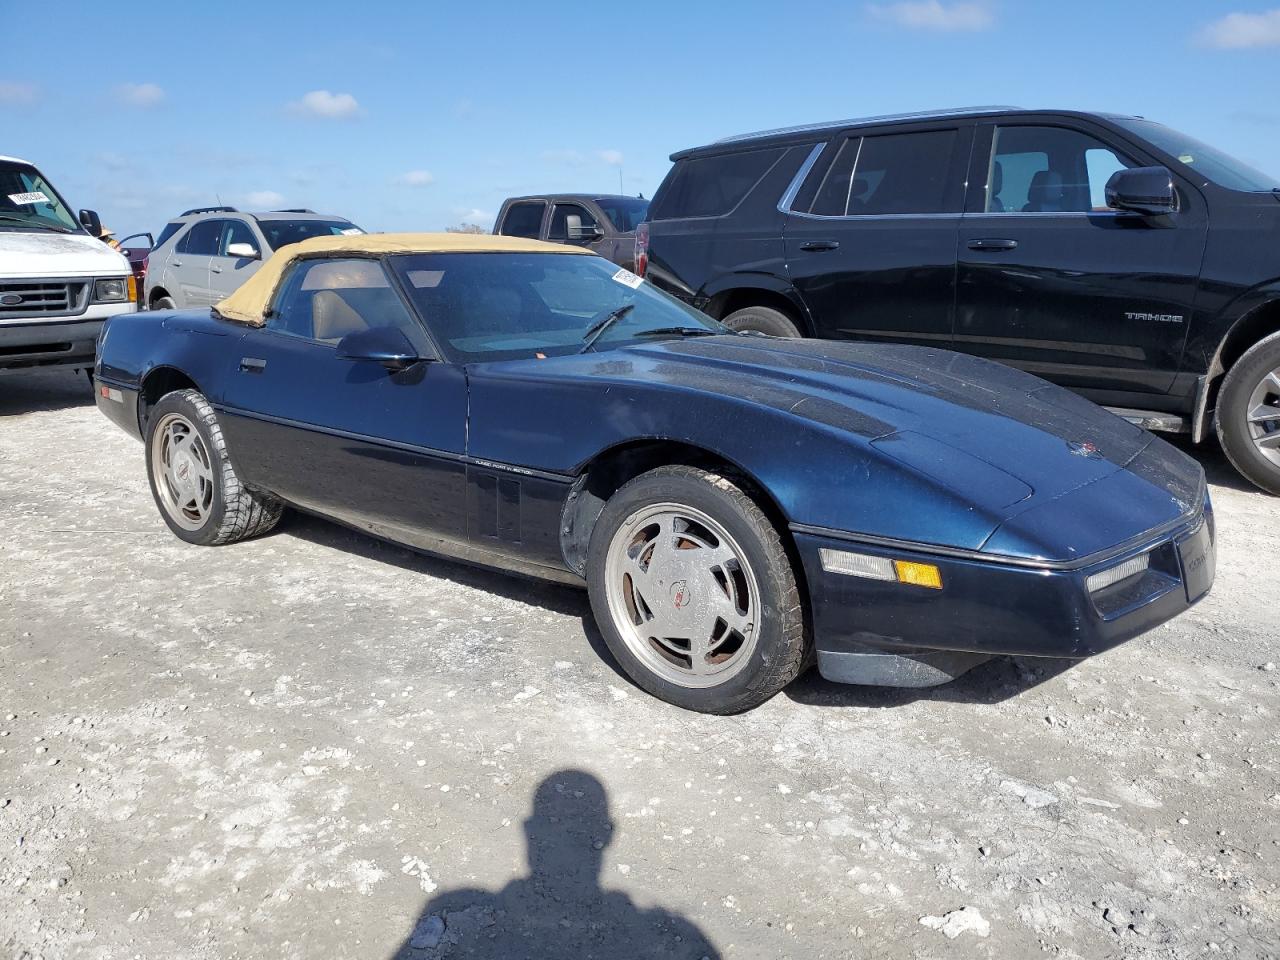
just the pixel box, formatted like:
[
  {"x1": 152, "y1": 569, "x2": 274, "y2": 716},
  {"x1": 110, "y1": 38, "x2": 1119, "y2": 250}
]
[{"x1": 1178, "y1": 523, "x2": 1215, "y2": 603}]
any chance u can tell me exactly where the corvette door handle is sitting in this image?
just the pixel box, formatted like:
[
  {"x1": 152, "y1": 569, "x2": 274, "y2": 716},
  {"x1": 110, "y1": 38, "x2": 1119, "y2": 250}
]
[
  {"x1": 799, "y1": 240, "x2": 840, "y2": 252},
  {"x1": 967, "y1": 238, "x2": 1018, "y2": 251},
  {"x1": 239, "y1": 357, "x2": 267, "y2": 373}
]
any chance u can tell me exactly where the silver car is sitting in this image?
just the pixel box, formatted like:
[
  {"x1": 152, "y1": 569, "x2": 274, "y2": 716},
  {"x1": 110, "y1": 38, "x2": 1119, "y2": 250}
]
[{"x1": 143, "y1": 206, "x2": 362, "y2": 310}]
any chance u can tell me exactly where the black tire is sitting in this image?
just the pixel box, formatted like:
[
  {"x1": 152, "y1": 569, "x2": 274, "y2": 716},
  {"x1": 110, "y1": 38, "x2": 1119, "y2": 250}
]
[
  {"x1": 585, "y1": 465, "x2": 807, "y2": 713},
  {"x1": 151, "y1": 296, "x2": 177, "y2": 311},
  {"x1": 1215, "y1": 330, "x2": 1280, "y2": 496},
  {"x1": 721, "y1": 305, "x2": 803, "y2": 338},
  {"x1": 144, "y1": 389, "x2": 284, "y2": 545}
]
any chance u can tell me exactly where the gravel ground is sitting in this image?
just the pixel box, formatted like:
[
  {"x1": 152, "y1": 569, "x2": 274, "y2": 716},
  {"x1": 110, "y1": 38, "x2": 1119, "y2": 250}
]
[{"x1": 1, "y1": 368, "x2": 1278, "y2": 960}]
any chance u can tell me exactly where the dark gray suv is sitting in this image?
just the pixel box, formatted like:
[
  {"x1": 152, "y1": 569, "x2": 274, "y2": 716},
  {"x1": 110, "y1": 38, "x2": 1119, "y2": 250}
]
[{"x1": 495, "y1": 194, "x2": 648, "y2": 271}]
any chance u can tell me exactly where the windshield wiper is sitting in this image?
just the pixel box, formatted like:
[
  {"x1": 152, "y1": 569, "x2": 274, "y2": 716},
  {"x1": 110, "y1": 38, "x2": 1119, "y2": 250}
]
[
  {"x1": 630, "y1": 326, "x2": 719, "y2": 339},
  {"x1": 0, "y1": 215, "x2": 72, "y2": 233},
  {"x1": 578, "y1": 304, "x2": 635, "y2": 353}
]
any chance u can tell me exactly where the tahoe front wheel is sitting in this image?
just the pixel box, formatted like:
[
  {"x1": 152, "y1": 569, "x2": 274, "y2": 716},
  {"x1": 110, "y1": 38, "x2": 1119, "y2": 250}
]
[
  {"x1": 1216, "y1": 331, "x2": 1280, "y2": 496},
  {"x1": 586, "y1": 465, "x2": 808, "y2": 713},
  {"x1": 145, "y1": 389, "x2": 284, "y2": 545}
]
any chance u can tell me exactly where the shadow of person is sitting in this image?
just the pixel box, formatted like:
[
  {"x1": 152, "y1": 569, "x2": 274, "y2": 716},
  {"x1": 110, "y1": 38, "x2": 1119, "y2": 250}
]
[{"x1": 391, "y1": 770, "x2": 720, "y2": 959}]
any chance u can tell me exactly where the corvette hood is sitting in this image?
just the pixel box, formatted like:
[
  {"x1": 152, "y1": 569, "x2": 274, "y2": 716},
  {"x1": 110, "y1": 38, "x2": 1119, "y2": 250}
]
[{"x1": 562, "y1": 336, "x2": 1202, "y2": 557}]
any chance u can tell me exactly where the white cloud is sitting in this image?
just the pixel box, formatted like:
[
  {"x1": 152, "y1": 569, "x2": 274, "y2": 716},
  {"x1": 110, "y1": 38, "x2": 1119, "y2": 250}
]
[
  {"x1": 394, "y1": 170, "x2": 435, "y2": 187},
  {"x1": 1199, "y1": 9, "x2": 1280, "y2": 49},
  {"x1": 245, "y1": 190, "x2": 285, "y2": 209},
  {"x1": 0, "y1": 81, "x2": 38, "y2": 105},
  {"x1": 115, "y1": 83, "x2": 165, "y2": 107},
  {"x1": 867, "y1": 0, "x2": 994, "y2": 31},
  {"x1": 453, "y1": 206, "x2": 494, "y2": 228},
  {"x1": 597, "y1": 149, "x2": 625, "y2": 167},
  {"x1": 289, "y1": 90, "x2": 361, "y2": 119}
]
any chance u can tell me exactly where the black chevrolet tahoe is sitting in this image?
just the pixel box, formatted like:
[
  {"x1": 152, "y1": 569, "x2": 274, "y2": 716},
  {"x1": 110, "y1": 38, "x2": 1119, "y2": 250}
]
[{"x1": 638, "y1": 107, "x2": 1280, "y2": 494}]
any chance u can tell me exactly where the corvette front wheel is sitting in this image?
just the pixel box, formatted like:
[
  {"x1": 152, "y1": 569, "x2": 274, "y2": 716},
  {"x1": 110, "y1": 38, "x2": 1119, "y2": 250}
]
[
  {"x1": 586, "y1": 465, "x2": 807, "y2": 713},
  {"x1": 145, "y1": 389, "x2": 284, "y2": 545}
]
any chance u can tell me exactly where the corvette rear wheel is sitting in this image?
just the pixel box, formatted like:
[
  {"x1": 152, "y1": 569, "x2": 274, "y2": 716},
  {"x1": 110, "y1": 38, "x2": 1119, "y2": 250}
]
[
  {"x1": 1216, "y1": 331, "x2": 1280, "y2": 496},
  {"x1": 145, "y1": 389, "x2": 283, "y2": 545},
  {"x1": 587, "y1": 465, "x2": 807, "y2": 713}
]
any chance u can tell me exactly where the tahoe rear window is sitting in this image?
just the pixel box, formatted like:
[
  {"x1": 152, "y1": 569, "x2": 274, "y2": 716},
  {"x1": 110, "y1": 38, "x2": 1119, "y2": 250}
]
[
  {"x1": 806, "y1": 130, "x2": 960, "y2": 216},
  {"x1": 650, "y1": 147, "x2": 785, "y2": 220}
]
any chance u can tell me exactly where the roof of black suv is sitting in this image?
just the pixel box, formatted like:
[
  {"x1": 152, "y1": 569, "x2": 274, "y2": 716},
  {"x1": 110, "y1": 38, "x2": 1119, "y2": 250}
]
[{"x1": 676, "y1": 106, "x2": 1142, "y2": 159}]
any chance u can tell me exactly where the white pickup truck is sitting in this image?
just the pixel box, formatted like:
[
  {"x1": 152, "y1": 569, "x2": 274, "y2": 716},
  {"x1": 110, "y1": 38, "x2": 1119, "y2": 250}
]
[{"x1": 1, "y1": 155, "x2": 137, "y2": 372}]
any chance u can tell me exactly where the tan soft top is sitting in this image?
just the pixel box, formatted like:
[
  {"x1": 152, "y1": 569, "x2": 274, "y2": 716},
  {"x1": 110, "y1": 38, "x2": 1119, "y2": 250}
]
[{"x1": 214, "y1": 231, "x2": 593, "y2": 326}]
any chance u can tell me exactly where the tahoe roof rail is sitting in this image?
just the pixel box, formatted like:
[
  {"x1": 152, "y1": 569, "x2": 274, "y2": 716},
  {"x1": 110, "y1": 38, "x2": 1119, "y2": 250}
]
[
  {"x1": 713, "y1": 105, "x2": 1025, "y2": 145},
  {"x1": 180, "y1": 205, "x2": 239, "y2": 216}
]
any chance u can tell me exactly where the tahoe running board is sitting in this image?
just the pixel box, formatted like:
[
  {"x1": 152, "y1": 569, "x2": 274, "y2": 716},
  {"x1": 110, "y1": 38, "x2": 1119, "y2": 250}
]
[{"x1": 1104, "y1": 407, "x2": 1189, "y2": 434}]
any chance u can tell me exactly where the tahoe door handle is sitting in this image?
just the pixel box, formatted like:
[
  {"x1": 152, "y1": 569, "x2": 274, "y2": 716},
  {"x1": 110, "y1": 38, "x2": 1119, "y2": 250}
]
[
  {"x1": 799, "y1": 240, "x2": 840, "y2": 251},
  {"x1": 239, "y1": 357, "x2": 267, "y2": 373},
  {"x1": 967, "y1": 238, "x2": 1018, "y2": 251}
]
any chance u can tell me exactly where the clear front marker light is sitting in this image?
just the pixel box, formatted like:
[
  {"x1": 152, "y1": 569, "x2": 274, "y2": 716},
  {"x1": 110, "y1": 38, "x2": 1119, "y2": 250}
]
[
  {"x1": 1086, "y1": 552, "x2": 1150, "y2": 594},
  {"x1": 820, "y1": 548, "x2": 943, "y2": 589},
  {"x1": 93, "y1": 278, "x2": 128, "y2": 303}
]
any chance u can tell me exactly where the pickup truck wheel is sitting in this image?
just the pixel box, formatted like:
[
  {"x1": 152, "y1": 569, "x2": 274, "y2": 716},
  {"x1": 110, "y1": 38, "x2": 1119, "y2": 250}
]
[
  {"x1": 145, "y1": 389, "x2": 284, "y2": 545},
  {"x1": 151, "y1": 296, "x2": 176, "y2": 311},
  {"x1": 586, "y1": 465, "x2": 807, "y2": 713},
  {"x1": 721, "y1": 305, "x2": 802, "y2": 338},
  {"x1": 1216, "y1": 331, "x2": 1280, "y2": 495}
]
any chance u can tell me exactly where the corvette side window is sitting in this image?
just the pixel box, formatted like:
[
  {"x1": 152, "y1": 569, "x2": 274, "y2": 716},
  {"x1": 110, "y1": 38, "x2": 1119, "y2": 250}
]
[{"x1": 267, "y1": 258, "x2": 424, "y2": 347}]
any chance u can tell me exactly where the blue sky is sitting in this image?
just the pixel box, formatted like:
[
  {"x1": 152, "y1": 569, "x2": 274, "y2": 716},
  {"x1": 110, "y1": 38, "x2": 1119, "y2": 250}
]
[{"x1": 3, "y1": 0, "x2": 1278, "y2": 238}]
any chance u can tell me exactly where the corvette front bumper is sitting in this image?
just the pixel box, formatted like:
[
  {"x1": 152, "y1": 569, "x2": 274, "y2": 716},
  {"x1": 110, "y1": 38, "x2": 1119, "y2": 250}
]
[{"x1": 790, "y1": 496, "x2": 1214, "y2": 688}]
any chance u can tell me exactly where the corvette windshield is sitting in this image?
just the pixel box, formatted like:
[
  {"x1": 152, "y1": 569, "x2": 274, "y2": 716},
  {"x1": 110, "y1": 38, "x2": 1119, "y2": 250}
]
[
  {"x1": 0, "y1": 160, "x2": 80, "y2": 233},
  {"x1": 390, "y1": 252, "x2": 723, "y2": 362}
]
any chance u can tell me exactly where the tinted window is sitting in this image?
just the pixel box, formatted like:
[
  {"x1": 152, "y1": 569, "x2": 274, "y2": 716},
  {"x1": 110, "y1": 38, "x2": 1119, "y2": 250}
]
[
  {"x1": 809, "y1": 130, "x2": 958, "y2": 216},
  {"x1": 177, "y1": 219, "x2": 222, "y2": 255},
  {"x1": 155, "y1": 221, "x2": 182, "y2": 249},
  {"x1": 987, "y1": 126, "x2": 1134, "y2": 214},
  {"x1": 594, "y1": 196, "x2": 649, "y2": 232},
  {"x1": 547, "y1": 203, "x2": 599, "y2": 241},
  {"x1": 390, "y1": 252, "x2": 720, "y2": 362},
  {"x1": 268, "y1": 258, "x2": 423, "y2": 346},
  {"x1": 499, "y1": 202, "x2": 546, "y2": 238},
  {"x1": 651, "y1": 148, "x2": 784, "y2": 220},
  {"x1": 218, "y1": 219, "x2": 258, "y2": 256},
  {"x1": 1112, "y1": 118, "x2": 1279, "y2": 192},
  {"x1": 257, "y1": 219, "x2": 360, "y2": 251}
]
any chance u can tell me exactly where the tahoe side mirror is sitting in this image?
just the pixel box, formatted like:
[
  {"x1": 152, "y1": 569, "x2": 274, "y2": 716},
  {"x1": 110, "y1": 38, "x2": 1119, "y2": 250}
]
[
  {"x1": 566, "y1": 214, "x2": 604, "y2": 242},
  {"x1": 226, "y1": 241, "x2": 260, "y2": 260},
  {"x1": 1106, "y1": 166, "x2": 1177, "y2": 216},
  {"x1": 78, "y1": 208, "x2": 102, "y2": 237},
  {"x1": 336, "y1": 325, "x2": 423, "y2": 371}
]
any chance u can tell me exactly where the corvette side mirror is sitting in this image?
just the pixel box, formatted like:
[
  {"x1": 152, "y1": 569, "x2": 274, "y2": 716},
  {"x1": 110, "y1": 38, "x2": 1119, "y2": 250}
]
[{"x1": 336, "y1": 326, "x2": 422, "y2": 371}]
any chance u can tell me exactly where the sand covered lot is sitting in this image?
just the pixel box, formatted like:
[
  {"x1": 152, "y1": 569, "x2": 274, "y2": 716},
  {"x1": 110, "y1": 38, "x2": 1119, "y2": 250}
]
[{"x1": 2, "y1": 368, "x2": 1278, "y2": 959}]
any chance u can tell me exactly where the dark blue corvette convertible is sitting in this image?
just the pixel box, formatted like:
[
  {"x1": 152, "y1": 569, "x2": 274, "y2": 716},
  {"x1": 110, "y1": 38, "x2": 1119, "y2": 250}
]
[{"x1": 94, "y1": 233, "x2": 1215, "y2": 713}]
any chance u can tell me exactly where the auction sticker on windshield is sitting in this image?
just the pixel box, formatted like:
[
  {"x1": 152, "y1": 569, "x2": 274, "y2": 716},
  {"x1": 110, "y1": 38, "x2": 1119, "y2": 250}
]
[
  {"x1": 8, "y1": 191, "x2": 49, "y2": 205},
  {"x1": 612, "y1": 268, "x2": 643, "y2": 289}
]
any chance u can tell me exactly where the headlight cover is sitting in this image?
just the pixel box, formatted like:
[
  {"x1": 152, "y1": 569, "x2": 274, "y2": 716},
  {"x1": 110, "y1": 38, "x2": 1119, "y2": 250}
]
[{"x1": 93, "y1": 277, "x2": 129, "y2": 303}]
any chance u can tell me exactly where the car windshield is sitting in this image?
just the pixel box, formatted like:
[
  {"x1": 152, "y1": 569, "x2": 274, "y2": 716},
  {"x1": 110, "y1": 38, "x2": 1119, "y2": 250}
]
[
  {"x1": 389, "y1": 252, "x2": 723, "y2": 362},
  {"x1": 258, "y1": 219, "x2": 363, "y2": 251},
  {"x1": 0, "y1": 160, "x2": 81, "y2": 233},
  {"x1": 593, "y1": 196, "x2": 650, "y2": 232},
  {"x1": 1114, "y1": 119, "x2": 1280, "y2": 193}
]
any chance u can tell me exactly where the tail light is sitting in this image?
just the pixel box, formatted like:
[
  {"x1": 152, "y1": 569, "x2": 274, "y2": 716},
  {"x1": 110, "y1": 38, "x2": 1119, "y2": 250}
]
[{"x1": 634, "y1": 222, "x2": 649, "y2": 277}]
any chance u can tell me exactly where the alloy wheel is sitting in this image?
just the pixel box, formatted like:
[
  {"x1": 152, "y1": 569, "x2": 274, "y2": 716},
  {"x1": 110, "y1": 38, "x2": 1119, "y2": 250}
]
[{"x1": 151, "y1": 412, "x2": 215, "y2": 531}]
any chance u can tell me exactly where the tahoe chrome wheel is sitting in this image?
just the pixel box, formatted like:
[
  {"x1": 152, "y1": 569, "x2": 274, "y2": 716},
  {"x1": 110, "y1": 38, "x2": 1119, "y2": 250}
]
[
  {"x1": 1246, "y1": 366, "x2": 1280, "y2": 467},
  {"x1": 602, "y1": 503, "x2": 760, "y2": 689},
  {"x1": 151, "y1": 412, "x2": 214, "y2": 531}
]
